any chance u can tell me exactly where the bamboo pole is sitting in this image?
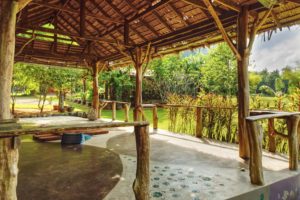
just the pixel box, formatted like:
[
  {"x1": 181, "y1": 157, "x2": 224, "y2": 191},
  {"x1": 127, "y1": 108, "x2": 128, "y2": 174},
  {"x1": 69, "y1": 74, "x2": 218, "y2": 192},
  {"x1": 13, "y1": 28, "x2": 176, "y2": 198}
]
[
  {"x1": 133, "y1": 125, "x2": 150, "y2": 200},
  {"x1": 268, "y1": 118, "x2": 276, "y2": 153},
  {"x1": 287, "y1": 115, "x2": 300, "y2": 170},
  {"x1": 247, "y1": 120, "x2": 264, "y2": 185},
  {"x1": 112, "y1": 101, "x2": 116, "y2": 121},
  {"x1": 195, "y1": 107, "x2": 203, "y2": 138},
  {"x1": 152, "y1": 106, "x2": 158, "y2": 130}
]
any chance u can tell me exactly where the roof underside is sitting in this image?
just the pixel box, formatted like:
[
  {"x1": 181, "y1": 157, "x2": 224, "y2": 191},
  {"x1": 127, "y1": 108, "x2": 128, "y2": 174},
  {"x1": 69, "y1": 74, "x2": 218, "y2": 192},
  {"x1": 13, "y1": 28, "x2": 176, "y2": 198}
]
[{"x1": 15, "y1": 0, "x2": 300, "y2": 68}]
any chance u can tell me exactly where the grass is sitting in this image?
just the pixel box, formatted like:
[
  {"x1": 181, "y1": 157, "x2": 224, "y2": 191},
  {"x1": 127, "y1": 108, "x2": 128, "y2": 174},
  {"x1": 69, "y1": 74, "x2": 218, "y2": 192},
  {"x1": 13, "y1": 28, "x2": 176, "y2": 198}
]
[{"x1": 65, "y1": 100, "x2": 169, "y2": 130}]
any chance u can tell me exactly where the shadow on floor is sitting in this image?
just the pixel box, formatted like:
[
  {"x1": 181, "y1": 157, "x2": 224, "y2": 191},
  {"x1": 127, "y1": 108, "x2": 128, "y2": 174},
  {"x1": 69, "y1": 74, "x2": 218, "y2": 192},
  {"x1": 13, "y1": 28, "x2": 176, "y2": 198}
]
[{"x1": 17, "y1": 142, "x2": 123, "y2": 200}]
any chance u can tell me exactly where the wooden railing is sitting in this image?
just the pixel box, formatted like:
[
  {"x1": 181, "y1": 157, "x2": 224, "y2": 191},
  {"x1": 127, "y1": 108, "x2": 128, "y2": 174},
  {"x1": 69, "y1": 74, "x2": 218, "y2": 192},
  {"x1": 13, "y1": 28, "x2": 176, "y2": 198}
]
[
  {"x1": 0, "y1": 120, "x2": 150, "y2": 200},
  {"x1": 159, "y1": 104, "x2": 235, "y2": 138},
  {"x1": 246, "y1": 111, "x2": 300, "y2": 185},
  {"x1": 69, "y1": 98, "x2": 158, "y2": 129}
]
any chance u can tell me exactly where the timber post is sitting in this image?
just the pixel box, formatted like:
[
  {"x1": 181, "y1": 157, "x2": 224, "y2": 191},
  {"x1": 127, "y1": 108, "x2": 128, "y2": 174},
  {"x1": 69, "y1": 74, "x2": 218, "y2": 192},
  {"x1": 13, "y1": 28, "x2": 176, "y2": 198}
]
[
  {"x1": 124, "y1": 103, "x2": 130, "y2": 122},
  {"x1": 237, "y1": 6, "x2": 250, "y2": 159},
  {"x1": 0, "y1": 1, "x2": 22, "y2": 200},
  {"x1": 152, "y1": 106, "x2": 158, "y2": 130},
  {"x1": 133, "y1": 125, "x2": 150, "y2": 200},
  {"x1": 112, "y1": 101, "x2": 116, "y2": 121},
  {"x1": 131, "y1": 47, "x2": 143, "y2": 121},
  {"x1": 287, "y1": 115, "x2": 300, "y2": 170},
  {"x1": 195, "y1": 107, "x2": 203, "y2": 138},
  {"x1": 268, "y1": 118, "x2": 276, "y2": 153},
  {"x1": 247, "y1": 120, "x2": 264, "y2": 185},
  {"x1": 91, "y1": 61, "x2": 100, "y2": 118}
]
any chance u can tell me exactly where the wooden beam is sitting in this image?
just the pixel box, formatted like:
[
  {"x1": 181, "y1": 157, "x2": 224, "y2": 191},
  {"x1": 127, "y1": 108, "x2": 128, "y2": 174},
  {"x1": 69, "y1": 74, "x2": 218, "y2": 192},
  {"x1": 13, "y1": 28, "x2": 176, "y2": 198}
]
[
  {"x1": 80, "y1": 0, "x2": 85, "y2": 37},
  {"x1": 16, "y1": 25, "x2": 127, "y2": 46},
  {"x1": 124, "y1": 21, "x2": 129, "y2": 46},
  {"x1": 99, "y1": 0, "x2": 172, "y2": 38},
  {"x1": 18, "y1": 0, "x2": 32, "y2": 12},
  {"x1": 271, "y1": 10, "x2": 282, "y2": 30},
  {"x1": 212, "y1": 0, "x2": 241, "y2": 12},
  {"x1": 168, "y1": 2, "x2": 189, "y2": 26},
  {"x1": 248, "y1": 7, "x2": 273, "y2": 51},
  {"x1": 31, "y1": 1, "x2": 123, "y2": 24},
  {"x1": 182, "y1": 0, "x2": 208, "y2": 10},
  {"x1": 203, "y1": 0, "x2": 241, "y2": 60},
  {"x1": 287, "y1": 0, "x2": 300, "y2": 4}
]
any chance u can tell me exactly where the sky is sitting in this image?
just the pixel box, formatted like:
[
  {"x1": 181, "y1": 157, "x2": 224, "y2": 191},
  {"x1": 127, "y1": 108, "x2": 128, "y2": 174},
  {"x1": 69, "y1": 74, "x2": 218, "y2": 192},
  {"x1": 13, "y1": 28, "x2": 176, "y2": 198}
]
[{"x1": 250, "y1": 25, "x2": 300, "y2": 72}]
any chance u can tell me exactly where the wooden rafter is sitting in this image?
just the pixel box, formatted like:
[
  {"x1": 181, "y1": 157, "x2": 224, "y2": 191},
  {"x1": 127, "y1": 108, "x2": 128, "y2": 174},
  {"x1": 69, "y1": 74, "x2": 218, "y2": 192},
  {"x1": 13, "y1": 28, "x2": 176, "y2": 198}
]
[
  {"x1": 271, "y1": 10, "x2": 282, "y2": 30},
  {"x1": 248, "y1": 7, "x2": 273, "y2": 51},
  {"x1": 80, "y1": 0, "x2": 85, "y2": 36},
  {"x1": 31, "y1": 0, "x2": 123, "y2": 24},
  {"x1": 203, "y1": 0, "x2": 241, "y2": 60},
  {"x1": 16, "y1": 25, "x2": 126, "y2": 46},
  {"x1": 168, "y1": 2, "x2": 190, "y2": 26},
  {"x1": 212, "y1": 0, "x2": 241, "y2": 12},
  {"x1": 98, "y1": 0, "x2": 172, "y2": 38},
  {"x1": 18, "y1": 0, "x2": 32, "y2": 12}
]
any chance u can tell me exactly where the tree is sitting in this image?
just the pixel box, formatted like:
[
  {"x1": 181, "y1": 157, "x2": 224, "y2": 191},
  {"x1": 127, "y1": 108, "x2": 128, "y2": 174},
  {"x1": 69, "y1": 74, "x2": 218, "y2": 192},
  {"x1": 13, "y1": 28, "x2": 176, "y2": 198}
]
[
  {"x1": 11, "y1": 63, "x2": 37, "y2": 114},
  {"x1": 249, "y1": 72, "x2": 262, "y2": 94},
  {"x1": 149, "y1": 54, "x2": 202, "y2": 101},
  {"x1": 199, "y1": 43, "x2": 237, "y2": 96},
  {"x1": 282, "y1": 66, "x2": 300, "y2": 93}
]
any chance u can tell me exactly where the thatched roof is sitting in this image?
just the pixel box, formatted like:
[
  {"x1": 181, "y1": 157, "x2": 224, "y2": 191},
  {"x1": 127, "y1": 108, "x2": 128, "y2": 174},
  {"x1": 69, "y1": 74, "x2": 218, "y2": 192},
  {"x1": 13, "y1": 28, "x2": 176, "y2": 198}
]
[{"x1": 15, "y1": 0, "x2": 300, "y2": 68}]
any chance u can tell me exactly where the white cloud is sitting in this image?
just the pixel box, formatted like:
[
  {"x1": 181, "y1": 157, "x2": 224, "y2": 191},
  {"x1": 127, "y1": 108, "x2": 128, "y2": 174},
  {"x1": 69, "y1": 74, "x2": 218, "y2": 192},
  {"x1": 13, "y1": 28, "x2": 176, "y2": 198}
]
[{"x1": 250, "y1": 25, "x2": 300, "y2": 71}]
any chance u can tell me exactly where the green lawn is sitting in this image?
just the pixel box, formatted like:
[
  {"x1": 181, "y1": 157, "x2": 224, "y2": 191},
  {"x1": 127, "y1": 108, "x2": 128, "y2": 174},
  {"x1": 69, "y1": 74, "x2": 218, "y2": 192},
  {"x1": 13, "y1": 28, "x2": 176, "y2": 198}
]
[{"x1": 65, "y1": 101, "x2": 169, "y2": 130}]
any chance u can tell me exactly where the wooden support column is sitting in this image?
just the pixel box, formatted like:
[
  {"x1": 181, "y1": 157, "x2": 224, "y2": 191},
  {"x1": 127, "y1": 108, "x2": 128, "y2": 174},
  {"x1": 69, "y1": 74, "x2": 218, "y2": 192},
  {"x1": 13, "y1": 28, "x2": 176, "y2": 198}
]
[
  {"x1": 0, "y1": 1, "x2": 22, "y2": 200},
  {"x1": 152, "y1": 106, "x2": 158, "y2": 130},
  {"x1": 237, "y1": 6, "x2": 250, "y2": 159},
  {"x1": 112, "y1": 102, "x2": 116, "y2": 121},
  {"x1": 133, "y1": 125, "x2": 150, "y2": 200},
  {"x1": 195, "y1": 107, "x2": 203, "y2": 138},
  {"x1": 124, "y1": 103, "x2": 130, "y2": 122},
  {"x1": 287, "y1": 115, "x2": 300, "y2": 170},
  {"x1": 91, "y1": 61, "x2": 100, "y2": 118},
  {"x1": 268, "y1": 118, "x2": 276, "y2": 153},
  {"x1": 131, "y1": 47, "x2": 143, "y2": 121},
  {"x1": 247, "y1": 120, "x2": 264, "y2": 185}
]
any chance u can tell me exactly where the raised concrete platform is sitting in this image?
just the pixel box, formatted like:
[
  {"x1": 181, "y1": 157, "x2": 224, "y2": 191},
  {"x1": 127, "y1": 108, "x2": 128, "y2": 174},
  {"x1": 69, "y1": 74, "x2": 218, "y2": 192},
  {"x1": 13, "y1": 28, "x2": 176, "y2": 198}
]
[{"x1": 19, "y1": 116, "x2": 300, "y2": 200}]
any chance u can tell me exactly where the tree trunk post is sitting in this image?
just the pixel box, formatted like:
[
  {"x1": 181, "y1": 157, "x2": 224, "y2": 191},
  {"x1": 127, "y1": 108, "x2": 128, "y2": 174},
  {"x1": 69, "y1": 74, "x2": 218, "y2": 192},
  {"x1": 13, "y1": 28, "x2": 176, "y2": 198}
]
[
  {"x1": 58, "y1": 90, "x2": 65, "y2": 112},
  {"x1": 0, "y1": 1, "x2": 21, "y2": 200},
  {"x1": 82, "y1": 77, "x2": 87, "y2": 104},
  {"x1": 91, "y1": 61, "x2": 100, "y2": 118},
  {"x1": 195, "y1": 107, "x2": 203, "y2": 138},
  {"x1": 112, "y1": 101, "x2": 116, "y2": 121},
  {"x1": 133, "y1": 48, "x2": 143, "y2": 122},
  {"x1": 268, "y1": 118, "x2": 276, "y2": 153},
  {"x1": 133, "y1": 125, "x2": 150, "y2": 200},
  {"x1": 287, "y1": 115, "x2": 300, "y2": 170},
  {"x1": 237, "y1": 6, "x2": 250, "y2": 159},
  {"x1": 247, "y1": 120, "x2": 264, "y2": 185},
  {"x1": 124, "y1": 103, "x2": 130, "y2": 122},
  {"x1": 152, "y1": 106, "x2": 158, "y2": 130}
]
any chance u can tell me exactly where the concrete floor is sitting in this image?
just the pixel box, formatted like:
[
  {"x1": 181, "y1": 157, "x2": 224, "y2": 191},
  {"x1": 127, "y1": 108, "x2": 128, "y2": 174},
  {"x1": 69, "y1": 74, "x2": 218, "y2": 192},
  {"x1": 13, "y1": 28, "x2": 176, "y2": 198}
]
[{"x1": 19, "y1": 116, "x2": 300, "y2": 200}]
